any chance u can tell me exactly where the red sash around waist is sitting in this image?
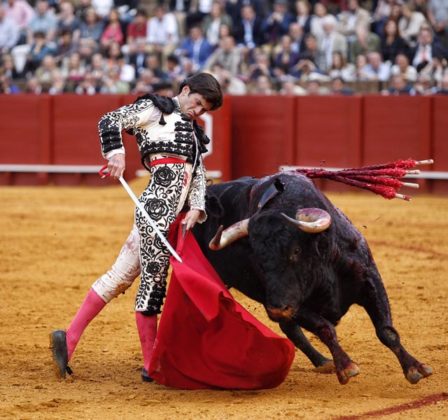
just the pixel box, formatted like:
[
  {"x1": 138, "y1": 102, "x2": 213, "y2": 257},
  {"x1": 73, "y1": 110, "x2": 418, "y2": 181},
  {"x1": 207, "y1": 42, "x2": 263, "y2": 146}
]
[{"x1": 150, "y1": 157, "x2": 187, "y2": 167}]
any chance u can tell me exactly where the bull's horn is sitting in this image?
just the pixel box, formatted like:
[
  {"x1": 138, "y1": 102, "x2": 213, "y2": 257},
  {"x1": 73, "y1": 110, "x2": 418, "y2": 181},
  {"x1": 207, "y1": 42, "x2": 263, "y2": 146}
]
[
  {"x1": 209, "y1": 219, "x2": 249, "y2": 250},
  {"x1": 281, "y1": 208, "x2": 331, "y2": 233}
]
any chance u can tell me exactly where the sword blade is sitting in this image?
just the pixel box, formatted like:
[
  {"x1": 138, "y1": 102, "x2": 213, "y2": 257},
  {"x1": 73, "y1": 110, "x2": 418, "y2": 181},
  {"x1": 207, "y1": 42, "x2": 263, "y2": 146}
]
[{"x1": 118, "y1": 176, "x2": 183, "y2": 263}]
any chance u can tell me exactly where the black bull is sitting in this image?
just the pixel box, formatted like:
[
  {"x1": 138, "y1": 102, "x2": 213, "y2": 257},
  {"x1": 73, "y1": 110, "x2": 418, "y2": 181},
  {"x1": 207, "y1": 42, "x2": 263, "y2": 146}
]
[{"x1": 191, "y1": 172, "x2": 432, "y2": 385}]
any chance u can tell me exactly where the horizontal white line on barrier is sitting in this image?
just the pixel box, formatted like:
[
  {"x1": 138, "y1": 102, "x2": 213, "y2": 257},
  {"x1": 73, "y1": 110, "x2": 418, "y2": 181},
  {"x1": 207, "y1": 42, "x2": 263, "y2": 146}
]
[{"x1": 279, "y1": 166, "x2": 448, "y2": 180}]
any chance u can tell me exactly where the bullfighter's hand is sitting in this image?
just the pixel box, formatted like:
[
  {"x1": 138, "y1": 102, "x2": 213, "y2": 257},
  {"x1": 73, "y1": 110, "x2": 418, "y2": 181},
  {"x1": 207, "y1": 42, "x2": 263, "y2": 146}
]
[
  {"x1": 182, "y1": 209, "x2": 202, "y2": 231},
  {"x1": 108, "y1": 153, "x2": 125, "y2": 179}
]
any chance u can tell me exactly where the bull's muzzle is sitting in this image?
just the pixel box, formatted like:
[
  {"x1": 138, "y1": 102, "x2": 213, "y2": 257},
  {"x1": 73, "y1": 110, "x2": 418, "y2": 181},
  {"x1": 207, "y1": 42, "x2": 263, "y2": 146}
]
[{"x1": 266, "y1": 305, "x2": 296, "y2": 321}]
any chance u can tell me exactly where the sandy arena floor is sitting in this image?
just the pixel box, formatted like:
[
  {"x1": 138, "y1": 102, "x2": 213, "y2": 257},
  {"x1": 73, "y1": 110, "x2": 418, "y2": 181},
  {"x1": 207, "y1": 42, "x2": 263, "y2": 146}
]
[{"x1": 0, "y1": 177, "x2": 447, "y2": 419}]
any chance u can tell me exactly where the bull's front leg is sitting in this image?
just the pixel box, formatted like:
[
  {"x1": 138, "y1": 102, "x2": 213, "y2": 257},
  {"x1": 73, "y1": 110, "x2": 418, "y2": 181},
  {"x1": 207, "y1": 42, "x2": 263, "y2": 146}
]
[
  {"x1": 279, "y1": 320, "x2": 335, "y2": 373},
  {"x1": 296, "y1": 309, "x2": 360, "y2": 384},
  {"x1": 360, "y1": 276, "x2": 433, "y2": 384}
]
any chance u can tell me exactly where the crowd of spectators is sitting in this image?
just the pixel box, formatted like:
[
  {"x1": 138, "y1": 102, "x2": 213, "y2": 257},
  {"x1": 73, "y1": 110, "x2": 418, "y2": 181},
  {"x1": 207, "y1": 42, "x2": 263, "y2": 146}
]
[{"x1": 1, "y1": 0, "x2": 448, "y2": 96}]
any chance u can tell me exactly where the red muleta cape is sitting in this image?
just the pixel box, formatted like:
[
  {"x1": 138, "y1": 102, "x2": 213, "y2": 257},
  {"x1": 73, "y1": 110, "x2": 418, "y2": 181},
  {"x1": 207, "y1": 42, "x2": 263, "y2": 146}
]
[{"x1": 148, "y1": 216, "x2": 295, "y2": 390}]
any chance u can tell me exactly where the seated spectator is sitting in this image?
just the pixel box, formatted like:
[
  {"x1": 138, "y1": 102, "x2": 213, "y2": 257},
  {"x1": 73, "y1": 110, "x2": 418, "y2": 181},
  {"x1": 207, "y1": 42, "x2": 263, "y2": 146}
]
[
  {"x1": 205, "y1": 35, "x2": 242, "y2": 76},
  {"x1": 126, "y1": 8, "x2": 148, "y2": 44},
  {"x1": 100, "y1": 8, "x2": 125, "y2": 49},
  {"x1": 147, "y1": 4, "x2": 179, "y2": 61},
  {"x1": 79, "y1": 6, "x2": 104, "y2": 43},
  {"x1": 25, "y1": 76, "x2": 43, "y2": 93},
  {"x1": 398, "y1": 2, "x2": 427, "y2": 49},
  {"x1": 279, "y1": 75, "x2": 307, "y2": 95},
  {"x1": 363, "y1": 51, "x2": 391, "y2": 82},
  {"x1": 349, "y1": 25, "x2": 381, "y2": 64},
  {"x1": 271, "y1": 34, "x2": 301, "y2": 78},
  {"x1": 210, "y1": 63, "x2": 247, "y2": 95},
  {"x1": 27, "y1": 0, "x2": 57, "y2": 44},
  {"x1": 246, "y1": 48, "x2": 273, "y2": 82},
  {"x1": 414, "y1": 72, "x2": 435, "y2": 95},
  {"x1": 293, "y1": 57, "x2": 327, "y2": 82},
  {"x1": 372, "y1": 0, "x2": 395, "y2": 36},
  {"x1": 427, "y1": 0, "x2": 448, "y2": 45},
  {"x1": 91, "y1": 0, "x2": 113, "y2": 19},
  {"x1": 114, "y1": 0, "x2": 139, "y2": 24},
  {"x1": 412, "y1": 26, "x2": 447, "y2": 72},
  {"x1": 354, "y1": 52, "x2": 370, "y2": 80},
  {"x1": 390, "y1": 52, "x2": 418, "y2": 82},
  {"x1": 383, "y1": 73, "x2": 415, "y2": 95},
  {"x1": 427, "y1": 55, "x2": 448, "y2": 84},
  {"x1": 316, "y1": 14, "x2": 348, "y2": 72},
  {"x1": 233, "y1": 4, "x2": 266, "y2": 50},
  {"x1": 25, "y1": 30, "x2": 55, "y2": 73},
  {"x1": 0, "y1": 5, "x2": 20, "y2": 53},
  {"x1": 288, "y1": 22, "x2": 306, "y2": 55},
  {"x1": 100, "y1": 65, "x2": 130, "y2": 93},
  {"x1": 4, "y1": 0, "x2": 34, "y2": 45},
  {"x1": 304, "y1": 76, "x2": 330, "y2": 95},
  {"x1": 297, "y1": 33, "x2": 321, "y2": 66},
  {"x1": 48, "y1": 72, "x2": 67, "y2": 94},
  {"x1": 380, "y1": 19, "x2": 410, "y2": 64},
  {"x1": 202, "y1": 0, "x2": 232, "y2": 48},
  {"x1": 57, "y1": 1, "x2": 81, "y2": 43},
  {"x1": 61, "y1": 51, "x2": 86, "y2": 91},
  {"x1": 0, "y1": 52, "x2": 23, "y2": 79},
  {"x1": 35, "y1": 54, "x2": 61, "y2": 90},
  {"x1": 89, "y1": 52, "x2": 106, "y2": 85},
  {"x1": 310, "y1": 2, "x2": 329, "y2": 40},
  {"x1": 294, "y1": 0, "x2": 313, "y2": 35},
  {"x1": 262, "y1": 0, "x2": 294, "y2": 46},
  {"x1": 337, "y1": 0, "x2": 371, "y2": 43},
  {"x1": 151, "y1": 80, "x2": 174, "y2": 97},
  {"x1": 330, "y1": 76, "x2": 355, "y2": 95},
  {"x1": 75, "y1": 71, "x2": 100, "y2": 94},
  {"x1": 0, "y1": 68, "x2": 21, "y2": 93},
  {"x1": 165, "y1": 53, "x2": 183, "y2": 82},
  {"x1": 434, "y1": 72, "x2": 448, "y2": 94},
  {"x1": 77, "y1": 38, "x2": 98, "y2": 66},
  {"x1": 251, "y1": 74, "x2": 276, "y2": 94},
  {"x1": 54, "y1": 29, "x2": 77, "y2": 64},
  {"x1": 179, "y1": 25, "x2": 214, "y2": 71},
  {"x1": 328, "y1": 50, "x2": 356, "y2": 82},
  {"x1": 145, "y1": 53, "x2": 169, "y2": 82},
  {"x1": 131, "y1": 67, "x2": 156, "y2": 94},
  {"x1": 128, "y1": 37, "x2": 149, "y2": 77}
]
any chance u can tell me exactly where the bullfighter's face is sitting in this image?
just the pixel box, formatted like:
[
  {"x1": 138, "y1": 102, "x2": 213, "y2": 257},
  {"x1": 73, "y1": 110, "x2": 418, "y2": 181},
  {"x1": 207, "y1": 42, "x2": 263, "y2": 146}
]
[{"x1": 178, "y1": 85, "x2": 212, "y2": 120}]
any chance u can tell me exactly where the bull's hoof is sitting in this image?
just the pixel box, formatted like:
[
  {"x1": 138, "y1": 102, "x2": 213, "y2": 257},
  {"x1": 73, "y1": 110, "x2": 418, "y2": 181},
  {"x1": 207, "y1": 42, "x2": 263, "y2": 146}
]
[
  {"x1": 406, "y1": 363, "x2": 433, "y2": 384},
  {"x1": 313, "y1": 360, "x2": 335, "y2": 374},
  {"x1": 337, "y1": 362, "x2": 360, "y2": 385}
]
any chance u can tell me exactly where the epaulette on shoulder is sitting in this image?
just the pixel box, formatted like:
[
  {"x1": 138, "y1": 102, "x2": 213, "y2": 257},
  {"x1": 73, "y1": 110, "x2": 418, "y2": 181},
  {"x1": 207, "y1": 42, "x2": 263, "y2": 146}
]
[{"x1": 134, "y1": 94, "x2": 176, "y2": 114}]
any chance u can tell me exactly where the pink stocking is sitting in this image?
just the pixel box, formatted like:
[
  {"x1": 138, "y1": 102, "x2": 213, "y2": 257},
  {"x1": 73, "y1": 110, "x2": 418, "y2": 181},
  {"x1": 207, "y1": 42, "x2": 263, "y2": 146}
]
[
  {"x1": 66, "y1": 289, "x2": 107, "y2": 361},
  {"x1": 135, "y1": 312, "x2": 158, "y2": 371}
]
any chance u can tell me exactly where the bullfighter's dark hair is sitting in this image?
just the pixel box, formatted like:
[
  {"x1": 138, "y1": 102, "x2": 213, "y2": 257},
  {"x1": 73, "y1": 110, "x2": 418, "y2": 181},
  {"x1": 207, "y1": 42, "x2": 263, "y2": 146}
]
[{"x1": 178, "y1": 73, "x2": 223, "y2": 111}]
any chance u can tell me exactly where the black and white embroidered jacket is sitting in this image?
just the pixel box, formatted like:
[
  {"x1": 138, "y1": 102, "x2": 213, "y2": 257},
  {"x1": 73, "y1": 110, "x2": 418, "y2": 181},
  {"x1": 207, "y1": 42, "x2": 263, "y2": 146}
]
[{"x1": 98, "y1": 95, "x2": 209, "y2": 219}]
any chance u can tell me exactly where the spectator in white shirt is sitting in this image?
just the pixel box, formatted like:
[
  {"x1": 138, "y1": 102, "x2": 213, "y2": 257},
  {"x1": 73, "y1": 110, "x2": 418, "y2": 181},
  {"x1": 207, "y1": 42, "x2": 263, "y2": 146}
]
[{"x1": 147, "y1": 4, "x2": 179, "y2": 62}]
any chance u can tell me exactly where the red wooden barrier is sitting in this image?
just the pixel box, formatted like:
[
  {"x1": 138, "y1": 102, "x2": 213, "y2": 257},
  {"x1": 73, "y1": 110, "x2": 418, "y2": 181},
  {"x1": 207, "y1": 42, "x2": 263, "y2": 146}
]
[
  {"x1": 230, "y1": 95, "x2": 296, "y2": 178},
  {"x1": 363, "y1": 96, "x2": 432, "y2": 193},
  {"x1": 432, "y1": 96, "x2": 448, "y2": 194},
  {"x1": 0, "y1": 95, "x2": 52, "y2": 185},
  {"x1": 294, "y1": 96, "x2": 362, "y2": 168},
  {"x1": 293, "y1": 96, "x2": 363, "y2": 192}
]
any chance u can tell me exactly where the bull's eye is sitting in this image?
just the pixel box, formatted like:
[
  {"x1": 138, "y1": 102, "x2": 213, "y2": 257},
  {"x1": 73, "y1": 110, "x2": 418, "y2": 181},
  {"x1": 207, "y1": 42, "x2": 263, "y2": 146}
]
[{"x1": 289, "y1": 247, "x2": 301, "y2": 263}]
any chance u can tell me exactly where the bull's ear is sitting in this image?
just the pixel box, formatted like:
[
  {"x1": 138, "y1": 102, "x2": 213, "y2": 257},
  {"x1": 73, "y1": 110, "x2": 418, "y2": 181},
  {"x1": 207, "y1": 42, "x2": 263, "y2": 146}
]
[
  {"x1": 257, "y1": 178, "x2": 285, "y2": 210},
  {"x1": 205, "y1": 194, "x2": 224, "y2": 217}
]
